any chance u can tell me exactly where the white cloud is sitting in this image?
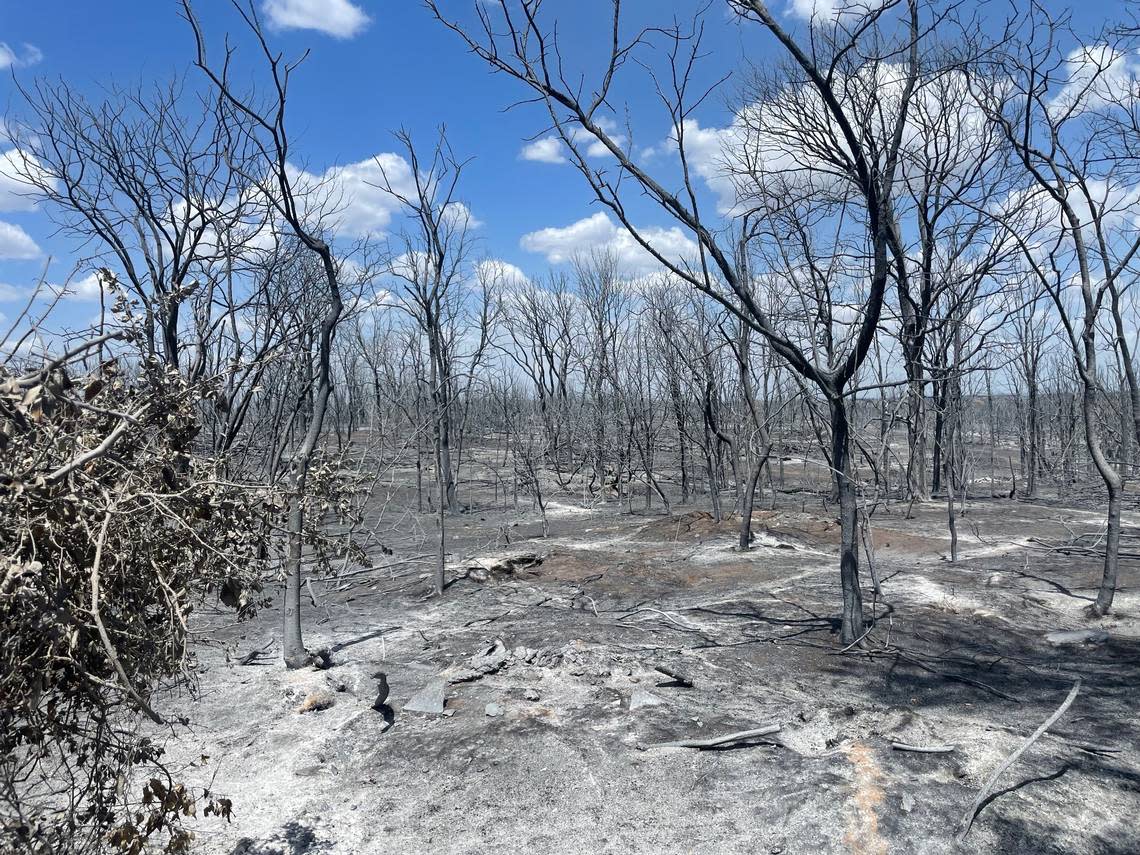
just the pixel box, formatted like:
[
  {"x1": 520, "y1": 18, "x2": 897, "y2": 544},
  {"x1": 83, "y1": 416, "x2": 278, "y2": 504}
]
[
  {"x1": 1049, "y1": 45, "x2": 1140, "y2": 117},
  {"x1": 517, "y1": 119, "x2": 626, "y2": 165},
  {"x1": 477, "y1": 258, "x2": 529, "y2": 289},
  {"x1": 0, "y1": 221, "x2": 40, "y2": 259},
  {"x1": 0, "y1": 276, "x2": 102, "y2": 305},
  {"x1": 387, "y1": 250, "x2": 419, "y2": 282},
  {"x1": 0, "y1": 148, "x2": 50, "y2": 212},
  {"x1": 788, "y1": 0, "x2": 836, "y2": 20},
  {"x1": 669, "y1": 65, "x2": 999, "y2": 215},
  {"x1": 0, "y1": 43, "x2": 43, "y2": 70},
  {"x1": 289, "y1": 153, "x2": 482, "y2": 239},
  {"x1": 585, "y1": 138, "x2": 614, "y2": 159},
  {"x1": 0, "y1": 282, "x2": 26, "y2": 301},
  {"x1": 291, "y1": 152, "x2": 415, "y2": 237},
  {"x1": 520, "y1": 211, "x2": 698, "y2": 276},
  {"x1": 641, "y1": 111, "x2": 828, "y2": 214},
  {"x1": 262, "y1": 0, "x2": 370, "y2": 39},
  {"x1": 993, "y1": 178, "x2": 1140, "y2": 256},
  {"x1": 3, "y1": 272, "x2": 106, "y2": 303},
  {"x1": 442, "y1": 201, "x2": 482, "y2": 230},
  {"x1": 643, "y1": 95, "x2": 856, "y2": 216},
  {"x1": 52, "y1": 272, "x2": 104, "y2": 301},
  {"x1": 783, "y1": 0, "x2": 890, "y2": 22},
  {"x1": 520, "y1": 137, "x2": 567, "y2": 164}
]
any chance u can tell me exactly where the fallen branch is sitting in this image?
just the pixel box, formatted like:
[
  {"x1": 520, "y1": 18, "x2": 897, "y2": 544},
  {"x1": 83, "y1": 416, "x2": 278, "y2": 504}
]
[
  {"x1": 619, "y1": 606, "x2": 702, "y2": 632},
  {"x1": 891, "y1": 742, "x2": 956, "y2": 753},
  {"x1": 238, "y1": 639, "x2": 276, "y2": 666},
  {"x1": 327, "y1": 554, "x2": 435, "y2": 584},
  {"x1": 958, "y1": 680, "x2": 1081, "y2": 840},
  {"x1": 653, "y1": 663, "x2": 694, "y2": 687},
  {"x1": 1048, "y1": 736, "x2": 1119, "y2": 755},
  {"x1": 637, "y1": 723, "x2": 781, "y2": 751},
  {"x1": 1024, "y1": 538, "x2": 1140, "y2": 561}
]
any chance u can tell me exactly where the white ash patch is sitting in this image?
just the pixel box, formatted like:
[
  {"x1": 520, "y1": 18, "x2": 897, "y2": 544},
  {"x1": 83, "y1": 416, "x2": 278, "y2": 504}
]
[
  {"x1": 904, "y1": 576, "x2": 1000, "y2": 619},
  {"x1": 685, "y1": 534, "x2": 826, "y2": 566},
  {"x1": 543, "y1": 501, "x2": 600, "y2": 518}
]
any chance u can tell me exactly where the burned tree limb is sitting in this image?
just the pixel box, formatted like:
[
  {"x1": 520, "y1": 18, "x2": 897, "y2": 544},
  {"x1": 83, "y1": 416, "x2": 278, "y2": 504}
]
[
  {"x1": 891, "y1": 742, "x2": 956, "y2": 754},
  {"x1": 637, "y1": 724, "x2": 781, "y2": 751},
  {"x1": 653, "y1": 663, "x2": 695, "y2": 687},
  {"x1": 958, "y1": 680, "x2": 1081, "y2": 840}
]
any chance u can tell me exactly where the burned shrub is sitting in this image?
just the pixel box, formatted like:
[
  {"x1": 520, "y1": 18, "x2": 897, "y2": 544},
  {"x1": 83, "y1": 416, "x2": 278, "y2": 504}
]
[{"x1": 0, "y1": 342, "x2": 272, "y2": 854}]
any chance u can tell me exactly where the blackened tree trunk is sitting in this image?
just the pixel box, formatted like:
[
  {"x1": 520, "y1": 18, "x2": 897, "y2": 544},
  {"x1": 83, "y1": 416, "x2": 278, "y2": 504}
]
[{"x1": 829, "y1": 393, "x2": 866, "y2": 645}]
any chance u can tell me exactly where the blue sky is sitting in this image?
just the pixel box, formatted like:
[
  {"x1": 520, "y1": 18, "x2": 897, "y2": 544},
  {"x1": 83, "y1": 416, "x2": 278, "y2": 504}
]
[{"x1": 0, "y1": 0, "x2": 1124, "y2": 324}]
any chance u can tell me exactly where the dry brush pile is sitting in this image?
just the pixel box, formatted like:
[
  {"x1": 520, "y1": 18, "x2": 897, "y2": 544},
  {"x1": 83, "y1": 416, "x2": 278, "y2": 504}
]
[{"x1": 0, "y1": 324, "x2": 273, "y2": 854}]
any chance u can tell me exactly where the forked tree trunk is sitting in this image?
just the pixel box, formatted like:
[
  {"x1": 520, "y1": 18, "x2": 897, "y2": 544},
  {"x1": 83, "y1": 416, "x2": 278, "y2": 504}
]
[{"x1": 282, "y1": 251, "x2": 343, "y2": 670}]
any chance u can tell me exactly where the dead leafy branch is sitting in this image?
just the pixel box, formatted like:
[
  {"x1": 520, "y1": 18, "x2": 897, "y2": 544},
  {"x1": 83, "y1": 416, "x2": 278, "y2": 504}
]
[{"x1": 0, "y1": 308, "x2": 274, "y2": 853}]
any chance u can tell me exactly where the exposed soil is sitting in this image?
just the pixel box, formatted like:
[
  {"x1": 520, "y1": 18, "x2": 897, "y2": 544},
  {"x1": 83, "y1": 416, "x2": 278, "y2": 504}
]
[{"x1": 154, "y1": 478, "x2": 1140, "y2": 854}]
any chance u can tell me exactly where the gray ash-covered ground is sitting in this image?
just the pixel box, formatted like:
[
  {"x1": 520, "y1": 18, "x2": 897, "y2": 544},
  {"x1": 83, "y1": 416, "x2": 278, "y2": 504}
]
[{"x1": 153, "y1": 475, "x2": 1140, "y2": 854}]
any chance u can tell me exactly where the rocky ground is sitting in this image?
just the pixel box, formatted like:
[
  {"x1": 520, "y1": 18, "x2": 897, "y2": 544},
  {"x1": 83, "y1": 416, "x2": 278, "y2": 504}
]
[{"x1": 153, "y1": 478, "x2": 1140, "y2": 854}]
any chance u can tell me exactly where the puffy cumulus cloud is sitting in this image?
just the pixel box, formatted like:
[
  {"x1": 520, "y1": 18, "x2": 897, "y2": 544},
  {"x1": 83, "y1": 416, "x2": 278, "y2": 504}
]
[
  {"x1": 52, "y1": 272, "x2": 105, "y2": 301},
  {"x1": 671, "y1": 118, "x2": 739, "y2": 211},
  {"x1": 787, "y1": 0, "x2": 836, "y2": 20},
  {"x1": 783, "y1": 0, "x2": 891, "y2": 23},
  {"x1": 520, "y1": 137, "x2": 567, "y2": 164},
  {"x1": 584, "y1": 137, "x2": 618, "y2": 159},
  {"x1": 287, "y1": 154, "x2": 483, "y2": 240},
  {"x1": 289, "y1": 152, "x2": 417, "y2": 238},
  {"x1": 0, "y1": 221, "x2": 40, "y2": 259},
  {"x1": 517, "y1": 118, "x2": 626, "y2": 165},
  {"x1": 261, "y1": 0, "x2": 370, "y2": 38},
  {"x1": 442, "y1": 201, "x2": 482, "y2": 230},
  {"x1": 1049, "y1": 44, "x2": 1140, "y2": 117},
  {"x1": 646, "y1": 90, "x2": 862, "y2": 215},
  {"x1": 387, "y1": 249, "x2": 434, "y2": 284},
  {"x1": 992, "y1": 178, "x2": 1140, "y2": 258},
  {"x1": 641, "y1": 112, "x2": 835, "y2": 215},
  {"x1": 520, "y1": 211, "x2": 698, "y2": 276},
  {"x1": 0, "y1": 148, "x2": 54, "y2": 212},
  {"x1": 0, "y1": 43, "x2": 43, "y2": 70},
  {"x1": 0, "y1": 270, "x2": 118, "y2": 307},
  {"x1": 0, "y1": 272, "x2": 106, "y2": 307},
  {"x1": 660, "y1": 66, "x2": 1000, "y2": 214},
  {"x1": 476, "y1": 258, "x2": 529, "y2": 290},
  {"x1": 0, "y1": 282, "x2": 26, "y2": 302}
]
